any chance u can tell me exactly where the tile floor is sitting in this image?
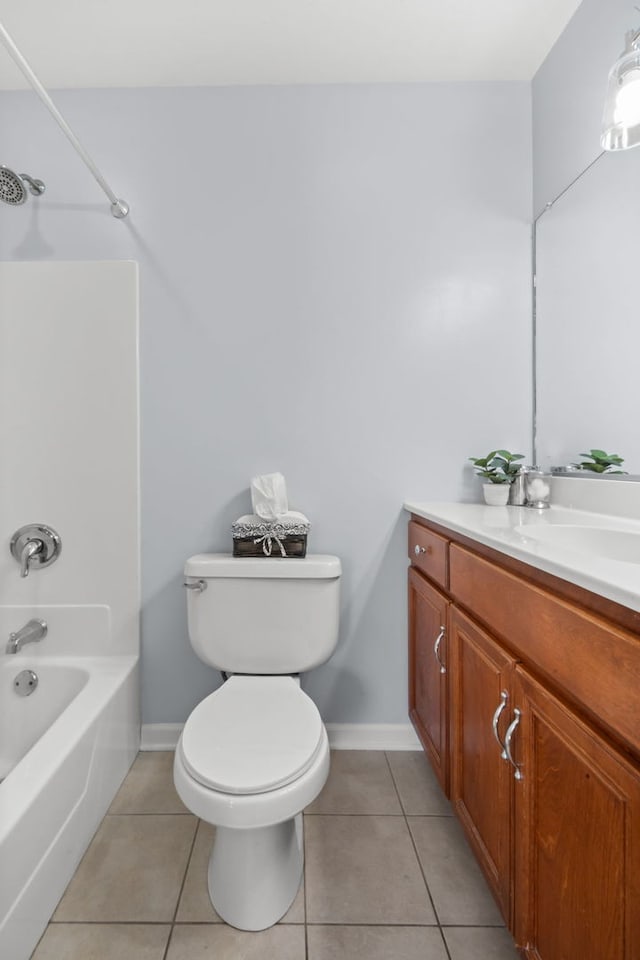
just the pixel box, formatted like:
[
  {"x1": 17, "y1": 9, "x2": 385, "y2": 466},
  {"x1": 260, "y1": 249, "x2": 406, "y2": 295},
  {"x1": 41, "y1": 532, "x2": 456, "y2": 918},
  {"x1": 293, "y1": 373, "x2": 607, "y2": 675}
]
[{"x1": 31, "y1": 750, "x2": 520, "y2": 960}]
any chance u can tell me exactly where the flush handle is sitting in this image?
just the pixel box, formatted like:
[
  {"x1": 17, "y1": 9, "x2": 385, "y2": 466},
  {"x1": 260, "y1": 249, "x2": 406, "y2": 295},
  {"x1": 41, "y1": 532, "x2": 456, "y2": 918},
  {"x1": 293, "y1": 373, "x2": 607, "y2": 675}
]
[{"x1": 183, "y1": 579, "x2": 207, "y2": 592}]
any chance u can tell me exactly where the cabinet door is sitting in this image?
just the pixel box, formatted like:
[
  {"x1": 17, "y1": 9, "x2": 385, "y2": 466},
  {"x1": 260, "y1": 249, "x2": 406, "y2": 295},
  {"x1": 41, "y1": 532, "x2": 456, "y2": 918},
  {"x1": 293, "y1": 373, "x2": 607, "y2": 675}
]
[
  {"x1": 408, "y1": 567, "x2": 449, "y2": 793},
  {"x1": 449, "y1": 607, "x2": 516, "y2": 923},
  {"x1": 514, "y1": 667, "x2": 640, "y2": 960}
]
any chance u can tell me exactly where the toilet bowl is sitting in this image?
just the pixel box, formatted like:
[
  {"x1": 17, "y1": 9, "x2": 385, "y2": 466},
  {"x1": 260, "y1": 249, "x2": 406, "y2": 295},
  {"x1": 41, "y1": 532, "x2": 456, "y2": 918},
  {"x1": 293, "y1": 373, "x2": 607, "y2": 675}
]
[
  {"x1": 175, "y1": 553, "x2": 341, "y2": 931},
  {"x1": 173, "y1": 675, "x2": 331, "y2": 929}
]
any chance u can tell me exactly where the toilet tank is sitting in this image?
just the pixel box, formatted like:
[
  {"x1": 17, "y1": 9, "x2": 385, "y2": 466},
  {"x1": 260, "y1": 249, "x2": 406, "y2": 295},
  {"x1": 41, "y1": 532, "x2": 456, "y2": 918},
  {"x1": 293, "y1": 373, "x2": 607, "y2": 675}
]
[{"x1": 184, "y1": 554, "x2": 341, "y2": 674}]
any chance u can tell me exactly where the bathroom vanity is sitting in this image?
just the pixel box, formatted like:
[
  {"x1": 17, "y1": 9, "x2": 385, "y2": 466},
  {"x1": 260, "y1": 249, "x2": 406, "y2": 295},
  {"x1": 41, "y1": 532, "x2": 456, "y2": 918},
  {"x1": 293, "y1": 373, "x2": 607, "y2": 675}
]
[{"x1": 405, "y1": 491, "x2": 640, "y2": 960}]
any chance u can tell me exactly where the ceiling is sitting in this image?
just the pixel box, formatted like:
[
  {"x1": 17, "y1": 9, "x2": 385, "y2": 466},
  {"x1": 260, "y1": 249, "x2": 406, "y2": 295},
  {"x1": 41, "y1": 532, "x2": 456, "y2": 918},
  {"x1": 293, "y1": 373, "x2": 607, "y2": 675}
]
[{"x1": 0, "y1": 0, "x2": 582, "y2": 91}]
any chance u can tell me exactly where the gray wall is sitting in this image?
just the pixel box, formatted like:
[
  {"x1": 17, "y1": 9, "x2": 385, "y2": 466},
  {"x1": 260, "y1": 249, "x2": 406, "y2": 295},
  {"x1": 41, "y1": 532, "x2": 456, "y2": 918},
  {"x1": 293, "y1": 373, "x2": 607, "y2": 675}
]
[
  {"x1": 532, "y1": 0, "x2": 632, "y2": 213},
  {"x1": 0, "y1": 83, "x2": 532, "y2": 724}
]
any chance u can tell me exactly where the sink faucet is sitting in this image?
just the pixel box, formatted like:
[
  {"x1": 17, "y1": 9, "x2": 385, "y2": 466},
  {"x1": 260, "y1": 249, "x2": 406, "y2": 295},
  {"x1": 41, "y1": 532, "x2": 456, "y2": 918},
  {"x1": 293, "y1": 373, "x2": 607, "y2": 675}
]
[
  {"x1": 6, "y1": 618, "x2": 47, "y2": 654},
  {"x1": 19, "y1": 539, "x2": 43, "y2": 578}
]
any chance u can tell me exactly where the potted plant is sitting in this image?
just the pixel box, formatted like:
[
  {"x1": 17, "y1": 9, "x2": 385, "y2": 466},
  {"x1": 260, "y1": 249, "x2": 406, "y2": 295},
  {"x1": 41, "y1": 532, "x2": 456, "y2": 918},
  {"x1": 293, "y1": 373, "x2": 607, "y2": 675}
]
[
  {"x1": 572, "y1": 449, "x2": 626, "y2": 474},
  {"x1": 469, "y1": 449, "x2": 525, "y2": 505}
]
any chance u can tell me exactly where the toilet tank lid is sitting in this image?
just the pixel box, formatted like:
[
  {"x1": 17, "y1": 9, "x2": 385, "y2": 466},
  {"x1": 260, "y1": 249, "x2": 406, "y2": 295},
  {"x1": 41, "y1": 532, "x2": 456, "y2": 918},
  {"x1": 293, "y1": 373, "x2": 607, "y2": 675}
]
[{"x1": 184, "y1": 553, "x2": 342, "y2": 579}]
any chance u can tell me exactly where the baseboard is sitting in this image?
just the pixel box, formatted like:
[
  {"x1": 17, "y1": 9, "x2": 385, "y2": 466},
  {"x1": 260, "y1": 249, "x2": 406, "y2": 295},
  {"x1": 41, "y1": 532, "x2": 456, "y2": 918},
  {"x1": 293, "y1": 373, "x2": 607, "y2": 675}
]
[
  {"x1": 325, "y1": 723, "x2": 421, "y2": 750},
  {"x1": 140, "y1": 722, "x2": 420, "y2": 752},
  {"x1": 140, "y1": 723, "x2": 183, "y2": 751}
]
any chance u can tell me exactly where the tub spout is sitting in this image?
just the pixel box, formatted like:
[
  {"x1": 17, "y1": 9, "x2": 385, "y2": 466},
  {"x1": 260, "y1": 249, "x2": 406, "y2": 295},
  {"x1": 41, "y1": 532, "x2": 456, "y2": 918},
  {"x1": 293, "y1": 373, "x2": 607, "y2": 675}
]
[{"x1": 6, "y1": 618, "x2": 47, "y2": 654}]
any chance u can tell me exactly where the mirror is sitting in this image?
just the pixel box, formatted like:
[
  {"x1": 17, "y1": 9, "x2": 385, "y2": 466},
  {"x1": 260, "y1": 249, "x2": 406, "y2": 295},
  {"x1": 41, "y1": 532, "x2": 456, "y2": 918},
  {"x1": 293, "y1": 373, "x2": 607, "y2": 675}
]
[{"x1": 534, "y1": 147, "x2": 640, "y2": 476}]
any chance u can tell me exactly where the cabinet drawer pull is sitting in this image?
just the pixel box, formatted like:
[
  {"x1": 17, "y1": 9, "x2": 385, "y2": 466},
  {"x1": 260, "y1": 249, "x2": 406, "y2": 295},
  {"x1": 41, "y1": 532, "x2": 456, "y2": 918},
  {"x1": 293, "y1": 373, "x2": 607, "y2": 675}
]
[
  {"x1": 414, "y1": 544, "x2": 433, "y2": 556},
  {"x1": 433, "y1": 625, "x2": 446, "y2": 674},
  {"x1": 504, "y1": 708, "x2": 523, "y2": 781},
  {"x1": 492, "y1": 690, "x2": 509, "y2": 760}
]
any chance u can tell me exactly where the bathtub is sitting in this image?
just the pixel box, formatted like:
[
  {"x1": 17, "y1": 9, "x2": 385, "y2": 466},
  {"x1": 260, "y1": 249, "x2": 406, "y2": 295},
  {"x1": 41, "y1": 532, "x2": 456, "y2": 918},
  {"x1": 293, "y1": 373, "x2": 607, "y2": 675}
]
[{"x1": 0, "y1": 650, "x2": 139, "y2": 960}]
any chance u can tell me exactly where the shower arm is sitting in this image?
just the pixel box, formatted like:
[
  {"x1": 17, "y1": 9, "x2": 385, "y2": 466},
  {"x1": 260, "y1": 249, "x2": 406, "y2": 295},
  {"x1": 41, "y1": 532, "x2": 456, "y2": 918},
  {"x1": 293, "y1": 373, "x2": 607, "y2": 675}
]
[{"x1": 0, "y1": 21, "x2": 129, "y2": 219}]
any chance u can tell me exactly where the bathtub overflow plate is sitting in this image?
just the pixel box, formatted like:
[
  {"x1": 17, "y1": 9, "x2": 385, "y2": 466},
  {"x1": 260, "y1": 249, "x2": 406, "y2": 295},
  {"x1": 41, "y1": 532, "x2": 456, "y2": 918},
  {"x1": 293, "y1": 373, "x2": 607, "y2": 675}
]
[{"x1": 14, "y1": 669, "x2": 38, "y2": 697}]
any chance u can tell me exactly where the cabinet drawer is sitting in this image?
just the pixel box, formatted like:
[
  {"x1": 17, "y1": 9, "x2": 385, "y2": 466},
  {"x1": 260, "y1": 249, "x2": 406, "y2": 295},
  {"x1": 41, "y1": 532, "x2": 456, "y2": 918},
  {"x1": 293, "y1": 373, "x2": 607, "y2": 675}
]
[
  {"x1": 450, "y1": 544, "x2": 640, "y2": 756},
  {"x1": 408, "y1": 520, "x2": 448, "y2": 588}
]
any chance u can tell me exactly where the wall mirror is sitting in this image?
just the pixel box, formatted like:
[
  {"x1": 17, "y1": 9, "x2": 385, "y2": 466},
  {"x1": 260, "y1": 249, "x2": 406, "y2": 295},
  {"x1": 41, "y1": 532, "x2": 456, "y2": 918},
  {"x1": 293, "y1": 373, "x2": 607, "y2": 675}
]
[{"x1": 534, "y1": 147, "x2": 640, "y2": 476}]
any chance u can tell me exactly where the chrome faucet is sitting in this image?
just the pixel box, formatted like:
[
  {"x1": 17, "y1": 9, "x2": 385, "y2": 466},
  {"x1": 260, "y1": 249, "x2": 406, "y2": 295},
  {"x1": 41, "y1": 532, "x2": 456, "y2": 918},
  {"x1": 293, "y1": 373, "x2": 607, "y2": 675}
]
[
  {"x1": 18, "y1": 539, "x2": 43, "y2": 578},
  {"x1": 6, "y1": 618, "x2": 47, "y2": 654},
  {"x1": 10, "y1": 524, "x2": 62, "y2": 578}
]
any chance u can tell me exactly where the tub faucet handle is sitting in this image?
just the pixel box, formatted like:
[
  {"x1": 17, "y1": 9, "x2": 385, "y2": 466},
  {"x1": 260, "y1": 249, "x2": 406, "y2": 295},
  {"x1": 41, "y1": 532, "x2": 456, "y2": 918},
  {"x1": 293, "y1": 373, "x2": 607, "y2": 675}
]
[
  {"x1": 20, "y1": 539, "x2": 43, "y2": 578},
  {"x1": 10, "y1": 523, "x2": 62, "y2": 578}
]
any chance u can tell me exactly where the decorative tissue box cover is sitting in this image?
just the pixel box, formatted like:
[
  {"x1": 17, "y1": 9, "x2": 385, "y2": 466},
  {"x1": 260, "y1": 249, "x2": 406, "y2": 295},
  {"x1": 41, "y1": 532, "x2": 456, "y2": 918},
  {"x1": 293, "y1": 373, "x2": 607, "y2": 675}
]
[{"x1": 231, "y1": 515, "x2": 310, "y2": 558}]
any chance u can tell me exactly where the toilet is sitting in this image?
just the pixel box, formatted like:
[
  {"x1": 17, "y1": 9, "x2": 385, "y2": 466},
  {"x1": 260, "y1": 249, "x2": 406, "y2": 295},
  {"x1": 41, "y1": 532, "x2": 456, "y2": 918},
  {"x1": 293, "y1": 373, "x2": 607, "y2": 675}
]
[{"x1": 173, "y1": 552, "x2": 341, "y2": 931}]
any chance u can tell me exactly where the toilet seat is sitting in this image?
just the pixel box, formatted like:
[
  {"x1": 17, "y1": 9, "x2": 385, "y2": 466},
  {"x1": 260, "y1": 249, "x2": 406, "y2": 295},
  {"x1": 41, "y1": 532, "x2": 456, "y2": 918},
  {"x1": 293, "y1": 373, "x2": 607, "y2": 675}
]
[{"x1": 179, "y1": 675, "x2": 324, "y2": 796}]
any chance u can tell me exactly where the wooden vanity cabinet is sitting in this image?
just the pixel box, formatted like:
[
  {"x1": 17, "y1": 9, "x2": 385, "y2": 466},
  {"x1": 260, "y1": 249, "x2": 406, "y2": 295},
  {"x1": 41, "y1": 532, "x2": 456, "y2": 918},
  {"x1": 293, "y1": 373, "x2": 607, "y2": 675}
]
[
  {"x1": 408, "y1": 566, "x2": 449, "y2": 793},
  {"x1": 408, "y1": 514, "x2": 640, "y2": 960},
  {"x1": 513, "y1": 666, "x2": 640, "y2": 960},
  {"x1": 448, "y1": 607, "x2": 515, "y2": 924}
]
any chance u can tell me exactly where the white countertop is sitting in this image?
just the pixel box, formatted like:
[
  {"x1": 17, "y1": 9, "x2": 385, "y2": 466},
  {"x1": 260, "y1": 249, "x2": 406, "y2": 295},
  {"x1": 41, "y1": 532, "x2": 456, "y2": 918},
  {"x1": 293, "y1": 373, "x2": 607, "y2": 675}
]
[{"x1": 403, "y1": 496, "x2": 640, "y2": 614}]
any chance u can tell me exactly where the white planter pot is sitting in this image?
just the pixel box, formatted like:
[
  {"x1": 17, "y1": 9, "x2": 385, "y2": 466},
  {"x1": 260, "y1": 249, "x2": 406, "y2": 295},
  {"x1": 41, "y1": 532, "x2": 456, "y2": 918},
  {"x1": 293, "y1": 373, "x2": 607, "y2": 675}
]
[{"x1": 482, "y1": 483, "x2": 510, "y2": 506}]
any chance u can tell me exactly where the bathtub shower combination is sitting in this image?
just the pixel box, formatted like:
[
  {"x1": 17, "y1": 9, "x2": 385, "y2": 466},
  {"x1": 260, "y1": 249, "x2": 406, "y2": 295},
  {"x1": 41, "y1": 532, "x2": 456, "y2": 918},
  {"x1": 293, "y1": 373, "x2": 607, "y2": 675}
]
[
  {"x1": 0, "y1": 605, "x2": 139, "y2": 958},
  {"x1": 0, "y1": 258, "x2": 140, "y2": 960}
]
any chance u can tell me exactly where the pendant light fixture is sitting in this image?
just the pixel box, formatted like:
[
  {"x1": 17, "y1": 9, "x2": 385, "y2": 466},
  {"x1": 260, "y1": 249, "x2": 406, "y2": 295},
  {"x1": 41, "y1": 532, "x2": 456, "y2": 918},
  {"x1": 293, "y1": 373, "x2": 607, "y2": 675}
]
[{"x1": 602, "y1": 27, "x2": 640, "y2": 151}]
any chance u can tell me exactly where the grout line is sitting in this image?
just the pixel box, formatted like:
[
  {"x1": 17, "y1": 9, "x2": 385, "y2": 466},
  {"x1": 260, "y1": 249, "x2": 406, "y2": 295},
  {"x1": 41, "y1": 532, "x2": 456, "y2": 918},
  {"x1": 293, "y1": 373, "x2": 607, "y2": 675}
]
[
  {"x1": 385, "y1": 746, "x2": 456, "y2": 954},
  {"x1": 303, "y1": 811, "x2": 408, "y2": 817},
  {"x1": 302, "y1": 815, "x2": 309, "y2": 960},
  {"x1": 106, "y1": 811, "x2": 192, "y2": 816},
  {"x1": 161, "y1": 924, "x2": 175, "y2": 960},
  {"x1": 48, "y1": 920, "x2": 176, "y2": 926},
  {"x1": 161, "y1": 815, "x2": 200, "y2": 959},
  {"x1": 383, "y1": 750, "x2": 407, "y2": 817},
  {"x1": 388, "y1": 749, "x2": 454, "y2": 960},
  {"x1": 171, "y1": 818, "x2": 200, "y2": 923}
]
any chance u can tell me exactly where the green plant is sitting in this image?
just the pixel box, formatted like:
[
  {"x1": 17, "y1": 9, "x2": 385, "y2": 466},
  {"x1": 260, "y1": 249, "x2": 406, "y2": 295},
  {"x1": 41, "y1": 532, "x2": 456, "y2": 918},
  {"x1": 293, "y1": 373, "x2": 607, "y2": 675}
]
[
  {"x1": 468, "y1": 449, "x2": 525, "y2": 484},
  {"x1": 573, "y1": 449, "x2": 626, "y2": 474}
]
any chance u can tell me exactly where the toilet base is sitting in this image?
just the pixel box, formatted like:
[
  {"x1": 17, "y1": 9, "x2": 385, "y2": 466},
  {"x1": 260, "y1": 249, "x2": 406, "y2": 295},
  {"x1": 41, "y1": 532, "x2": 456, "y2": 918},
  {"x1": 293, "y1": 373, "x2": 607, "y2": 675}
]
[{"x1": 208, "y1": 813, "x2": 304, "y2": 931}]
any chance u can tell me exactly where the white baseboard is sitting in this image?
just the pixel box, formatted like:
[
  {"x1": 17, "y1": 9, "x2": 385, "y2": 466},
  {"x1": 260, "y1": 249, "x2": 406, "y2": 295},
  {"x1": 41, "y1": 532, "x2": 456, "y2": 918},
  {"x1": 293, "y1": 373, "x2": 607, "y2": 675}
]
[
  {"x1": 140, "y1": 722, "x2": 420, "y2": 752},
  {"x1": 140, "y1": 723, "x2": 183, "y2": 751},
  {"x1": 325, "y1": 723, "x2": 421, "y2": 750}
]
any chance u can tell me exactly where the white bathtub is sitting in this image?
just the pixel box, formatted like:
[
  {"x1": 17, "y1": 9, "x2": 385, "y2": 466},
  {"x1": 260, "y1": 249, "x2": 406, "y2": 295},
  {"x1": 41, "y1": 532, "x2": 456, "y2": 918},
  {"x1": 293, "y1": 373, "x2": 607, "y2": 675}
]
[{"x1": 0, "y1": 651, "x2": 139, "y2": 960}]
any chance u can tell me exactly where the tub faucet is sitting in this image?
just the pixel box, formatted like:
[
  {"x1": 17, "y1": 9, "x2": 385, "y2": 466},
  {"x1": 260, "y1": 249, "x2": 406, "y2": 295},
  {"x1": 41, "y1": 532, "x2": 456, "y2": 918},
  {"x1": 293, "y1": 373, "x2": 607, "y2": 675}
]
[
  {"x1": 19, "y1": 539, "x2": 44, "y2": 578},
  {"x1": 6, "y1": 618, "x2": 47, "y2": 654},
  {"x1": 9, "y1": 523, "x2": 62, "y2": 578}
]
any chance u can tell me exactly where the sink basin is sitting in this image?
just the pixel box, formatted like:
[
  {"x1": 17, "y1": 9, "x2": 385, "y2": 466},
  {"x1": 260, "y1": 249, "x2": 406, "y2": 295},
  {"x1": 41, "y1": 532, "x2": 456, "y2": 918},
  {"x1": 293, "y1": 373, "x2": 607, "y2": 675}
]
[{"x1": 514, "y1": 525, "x2": 640, "y2": 564}]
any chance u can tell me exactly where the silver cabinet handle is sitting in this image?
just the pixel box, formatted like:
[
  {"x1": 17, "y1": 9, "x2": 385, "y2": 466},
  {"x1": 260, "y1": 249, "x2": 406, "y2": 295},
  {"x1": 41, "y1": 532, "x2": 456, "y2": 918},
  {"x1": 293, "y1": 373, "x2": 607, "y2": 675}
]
[
  {"x1": 504, "y1": 708, "x2": 523, "y2": 780},
  {"x1": 492, "y1": 690, "x2": 509, "y2": 760},
  {"x1": 183, "y1": 579, "x2": 207, "y2": 592},
  {"x1": 414, "y1": 544, "x2": 426, "y2": 556},
  {"x1": 433, "y1": 625, "x2": 446, "y2": 674}
]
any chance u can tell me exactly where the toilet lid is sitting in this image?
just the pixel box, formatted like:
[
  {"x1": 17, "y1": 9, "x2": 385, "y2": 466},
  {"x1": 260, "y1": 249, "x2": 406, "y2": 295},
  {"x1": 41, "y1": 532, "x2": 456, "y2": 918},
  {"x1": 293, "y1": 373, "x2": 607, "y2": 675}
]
[{"x1": 179, "y1": 676, "x2": 324, "y2": 795}]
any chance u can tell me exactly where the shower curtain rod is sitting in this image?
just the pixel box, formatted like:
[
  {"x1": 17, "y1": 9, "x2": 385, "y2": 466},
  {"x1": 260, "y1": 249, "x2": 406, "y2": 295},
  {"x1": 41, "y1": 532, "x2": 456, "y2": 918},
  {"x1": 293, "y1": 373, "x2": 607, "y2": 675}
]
[{"x1": 0, "y1": 20, "x2": 129, "y2": 218}]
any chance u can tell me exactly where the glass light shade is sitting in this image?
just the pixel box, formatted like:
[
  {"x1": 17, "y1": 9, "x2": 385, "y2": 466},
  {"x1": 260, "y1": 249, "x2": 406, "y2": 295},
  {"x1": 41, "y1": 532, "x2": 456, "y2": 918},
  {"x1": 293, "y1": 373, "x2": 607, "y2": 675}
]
[{"x1": 602, "y1": 46, "x2": 640, "y2": 151}]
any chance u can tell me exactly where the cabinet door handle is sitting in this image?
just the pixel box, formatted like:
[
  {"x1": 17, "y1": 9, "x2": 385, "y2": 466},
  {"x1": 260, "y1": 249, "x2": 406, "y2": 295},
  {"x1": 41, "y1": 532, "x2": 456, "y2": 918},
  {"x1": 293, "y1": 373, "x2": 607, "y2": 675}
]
[
  {"x1": 492, "y1": 690, "x2": 509, "y2": 760},
  {"x1": 504, "y1": 708, "x2": 523, "y2": 781},
  {"x1": 433, "y1": 625, "x2": 446, "y2": 674}
]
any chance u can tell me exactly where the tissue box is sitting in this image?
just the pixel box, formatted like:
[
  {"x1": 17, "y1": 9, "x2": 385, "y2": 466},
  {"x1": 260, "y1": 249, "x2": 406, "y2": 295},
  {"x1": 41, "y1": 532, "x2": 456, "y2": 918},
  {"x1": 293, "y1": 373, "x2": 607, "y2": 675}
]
[{"x1": 231, "y1": 515, "x2": 309, "y2": 558}]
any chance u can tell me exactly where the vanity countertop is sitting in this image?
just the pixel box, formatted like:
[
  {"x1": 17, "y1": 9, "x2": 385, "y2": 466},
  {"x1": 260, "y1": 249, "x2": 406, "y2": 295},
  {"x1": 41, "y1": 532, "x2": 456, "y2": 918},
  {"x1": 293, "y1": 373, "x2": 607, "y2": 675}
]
[{"x1": 404, "y1": 498, "x2": 640, "y2": 615}]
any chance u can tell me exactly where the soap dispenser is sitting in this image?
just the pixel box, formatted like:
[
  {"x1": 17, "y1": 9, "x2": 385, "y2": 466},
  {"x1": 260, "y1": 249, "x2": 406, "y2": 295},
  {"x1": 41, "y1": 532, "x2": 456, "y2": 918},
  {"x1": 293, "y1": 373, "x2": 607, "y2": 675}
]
[{"x1": 508, "y1": 466, "x2": 528, "y2": 506}]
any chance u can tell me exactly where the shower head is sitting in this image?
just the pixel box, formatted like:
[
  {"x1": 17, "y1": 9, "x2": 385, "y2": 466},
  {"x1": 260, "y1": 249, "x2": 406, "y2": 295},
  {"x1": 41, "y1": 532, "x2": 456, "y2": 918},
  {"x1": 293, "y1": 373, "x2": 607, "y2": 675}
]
[{"x1": 0, "y1": 166, "x2": 45, "y2": 206}]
